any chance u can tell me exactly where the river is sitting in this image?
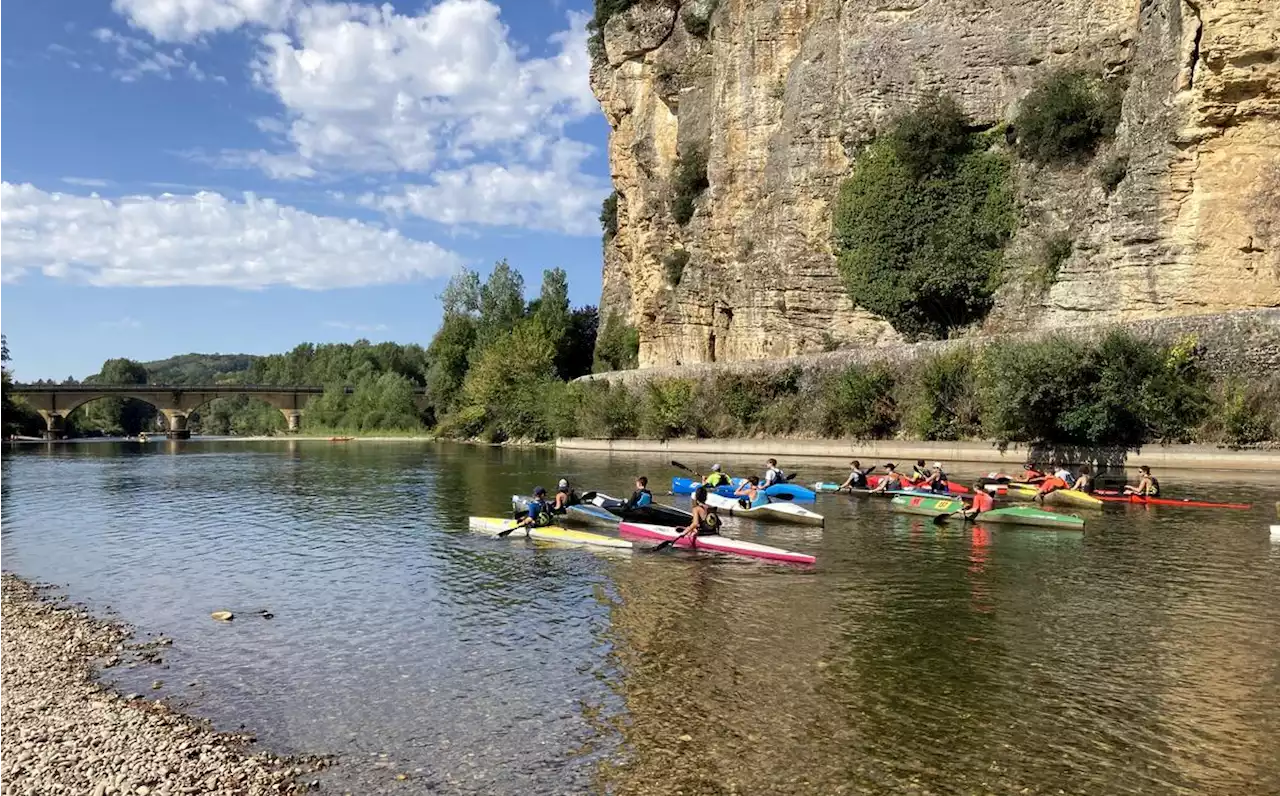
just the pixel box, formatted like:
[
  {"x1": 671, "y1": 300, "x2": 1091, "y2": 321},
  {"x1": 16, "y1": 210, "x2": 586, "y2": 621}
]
[{"x1": 2, "y1": 440, "x2": 1279, "y2": 795}]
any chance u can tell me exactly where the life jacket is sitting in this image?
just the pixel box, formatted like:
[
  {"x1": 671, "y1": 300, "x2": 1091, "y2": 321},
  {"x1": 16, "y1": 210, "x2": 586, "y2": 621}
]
[
  {"x1": 1146, "y1": 476, "x2": 1160, "y2": 495},
  {"x1": 1037, "y1": 476, "x2": 1068, "y2": 493},
  {"x1": 763, "y1": 467, "x2": 783, "y2": 487},
  {"x1": 632, "y1": 489, "x2": 653, "y2": 508},
  {"x1": 849, "y1": 470, "x2": 869, "y2": 489},
  {"x1": 526, "y1": 499, "x2": 553, "y2": 527},
  {"x1": 705, "y1": 472, "x2": 730, "y2": 487},
  {"x1": 698, "y1": 508, "x2": 722, "y2": 535}
]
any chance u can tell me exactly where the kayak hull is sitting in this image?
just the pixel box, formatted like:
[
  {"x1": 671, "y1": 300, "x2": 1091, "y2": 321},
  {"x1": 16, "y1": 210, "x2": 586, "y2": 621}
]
[
  {"x1": 1041, "y1": 489, "x2": 1104, "y2": 509},
  {"x1": 617, "y1": 522, "x2": 816, "y2": 565},
  {"x1": 890, "y1": 494, "x2": 965, "y2": 518},
  {"x1": 468, "y1": 517, "x2": 633, "y2": 549},
  {"x1": 670, "y1": 477, "x2": 817, "y2": 503},
  {"x1": 977, "y1": 507, "x2": 1085, "y2": 530},
  {"x1": 510, "y1": 496, "x2": 620, "y2": 528},
  {"x1": 1094, "y1": 492, "x2": 1253, "y2": 510},
  {"x1": 869, "y1": 475, "x2": 969, "y2": 495},
  {"x1": 703, "y1": 493, "x2": 825, "y2": 526},
  {"x1": 587, "y1": 492, "x2": 694, "y2": 527}
]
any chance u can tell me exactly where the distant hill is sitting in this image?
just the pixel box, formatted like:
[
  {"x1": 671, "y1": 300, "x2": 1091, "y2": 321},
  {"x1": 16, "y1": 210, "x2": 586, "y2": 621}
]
[{"x1": 142, "y1": 353, "x2": 259, "y2": 385}]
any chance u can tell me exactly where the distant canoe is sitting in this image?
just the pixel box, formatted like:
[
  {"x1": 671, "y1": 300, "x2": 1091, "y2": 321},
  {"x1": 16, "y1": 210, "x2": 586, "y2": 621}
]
[{"x1": 329, "y1": 436, "x2": 355, "y2": 442}]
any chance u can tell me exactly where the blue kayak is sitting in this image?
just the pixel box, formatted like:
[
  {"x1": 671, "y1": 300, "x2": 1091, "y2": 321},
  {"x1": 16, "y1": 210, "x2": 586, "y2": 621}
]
[{"x1": 670, "y1": 476, "x2": 817, "y2": 503}]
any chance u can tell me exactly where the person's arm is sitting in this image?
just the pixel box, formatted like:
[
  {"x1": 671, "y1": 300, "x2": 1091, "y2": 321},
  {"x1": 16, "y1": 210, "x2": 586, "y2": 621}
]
[{"x1": 734, "y1": 482, "x2": 750, "y2": 496}]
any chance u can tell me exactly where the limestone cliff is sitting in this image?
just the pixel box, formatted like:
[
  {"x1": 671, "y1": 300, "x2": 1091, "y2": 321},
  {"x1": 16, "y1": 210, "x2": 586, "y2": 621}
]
[{"x1": 591, "y1": 0, "x2": 1280, "y2": 368}]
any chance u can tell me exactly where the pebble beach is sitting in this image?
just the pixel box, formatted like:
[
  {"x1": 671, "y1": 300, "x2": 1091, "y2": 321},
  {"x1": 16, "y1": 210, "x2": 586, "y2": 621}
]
[{"x1": 1, "y1": 575, "x2": 324, "y2": 795}]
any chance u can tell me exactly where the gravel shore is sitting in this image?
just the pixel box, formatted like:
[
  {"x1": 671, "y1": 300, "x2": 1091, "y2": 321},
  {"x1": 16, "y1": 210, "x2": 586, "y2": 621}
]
[{"x1": 1, "y1": 575, "x2": 326, "y2": 795}]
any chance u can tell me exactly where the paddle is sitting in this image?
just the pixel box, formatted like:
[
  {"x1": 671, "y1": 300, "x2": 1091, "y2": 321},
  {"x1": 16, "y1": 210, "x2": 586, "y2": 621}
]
[
  {"x1": 650, "y1": 528, "x2": 694, "y2": 552},
  {"x1": 670, "y1": 459, "x2": 696, "y2": 474},
  {"x1": 496, "y1": 521, "x2": 527, "y2": 538}
]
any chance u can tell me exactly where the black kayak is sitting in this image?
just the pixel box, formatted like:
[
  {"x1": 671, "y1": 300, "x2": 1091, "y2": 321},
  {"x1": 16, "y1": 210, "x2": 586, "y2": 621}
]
[{"x1": 586, "y1": 491, "x2": 693, "y2": 528}]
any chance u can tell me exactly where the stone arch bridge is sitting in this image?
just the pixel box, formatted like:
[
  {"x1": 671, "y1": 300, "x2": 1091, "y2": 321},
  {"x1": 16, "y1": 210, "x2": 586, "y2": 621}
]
[{"x1": 10, "y1": 384, "x2": 430, "y2": 439}]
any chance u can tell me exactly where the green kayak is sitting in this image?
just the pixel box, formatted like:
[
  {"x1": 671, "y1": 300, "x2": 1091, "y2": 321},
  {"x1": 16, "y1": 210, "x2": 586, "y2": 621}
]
[
  {"x1": 890, "y1": 494, "x2": 965, "y2": 518},
  {"x1": 977, "y1": 505, "x2": 1085, "y2": 530}
]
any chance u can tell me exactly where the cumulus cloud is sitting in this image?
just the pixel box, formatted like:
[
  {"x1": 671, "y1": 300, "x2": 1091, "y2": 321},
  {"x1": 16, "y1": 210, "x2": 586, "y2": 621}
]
[
  {"x1": 112, "y1": 0, "x2": 295, "y2": 41},
  {"x1": 0, "y1": 182, "x2": 463, "y2": 290}
]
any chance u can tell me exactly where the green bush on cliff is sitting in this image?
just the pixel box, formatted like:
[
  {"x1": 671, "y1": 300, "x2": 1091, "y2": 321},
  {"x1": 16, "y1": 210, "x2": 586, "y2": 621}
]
[
  {"x1": 671, "y1": 146, "x2": 710, "y2": 225},
  {"x1": 587, "y1": 0, "x2": 636, "y2": 61},
  {"x1": 664, "y1": 250, "x2": 690, "y2": 286},
  {"x1": 1014, "y1": 70, "x2": 1123, "y2": 164},
  {"x1": 600, "y1": 191, "x2": 618, "y2": 240},
  {"x1": 833, "y1": 95, "x2": 1017, "y2": 340},
  {"x1": 594, "y1": 311, "x2": 640, "y2": 372}
]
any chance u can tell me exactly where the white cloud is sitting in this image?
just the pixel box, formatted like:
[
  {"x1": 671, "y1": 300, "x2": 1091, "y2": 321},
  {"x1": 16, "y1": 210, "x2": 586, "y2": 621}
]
[
  {"x1": 0, "y1": 182, "x2": 463, "y2": 290},
  {"x1": 112, "y1": 0, "x2": 295, "y2": 41},
  {"x1": 62, "y1": 177, "x2": 113, "y2": 188},
  {"x1": 92, "y1": 27, "x2": 216, "y2": 82},
  {"x1": 324, "y1": 320, "x2": 388, "y2": 333}
]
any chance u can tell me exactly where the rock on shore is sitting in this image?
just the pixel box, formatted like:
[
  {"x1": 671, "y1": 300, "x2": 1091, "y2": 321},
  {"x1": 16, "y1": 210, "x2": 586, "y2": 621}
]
[{"x1": 1, "y1": 575, "x2": 324, "y2": 795}]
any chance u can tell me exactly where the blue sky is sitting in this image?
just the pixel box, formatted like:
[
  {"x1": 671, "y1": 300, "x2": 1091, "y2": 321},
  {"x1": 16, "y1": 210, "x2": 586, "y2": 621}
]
[{"x1": 1, "y1": 0, "x2": 611, "y2": 381}]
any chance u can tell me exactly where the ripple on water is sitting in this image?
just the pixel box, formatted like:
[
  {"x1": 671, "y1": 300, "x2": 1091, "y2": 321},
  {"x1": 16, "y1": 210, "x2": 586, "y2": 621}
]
[{"x1": 2, "y1": 443, "x2": 1279, "y2": 795}]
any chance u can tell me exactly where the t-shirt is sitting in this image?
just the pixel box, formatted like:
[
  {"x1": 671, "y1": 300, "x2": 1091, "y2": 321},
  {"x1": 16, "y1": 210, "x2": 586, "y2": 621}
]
[
  {"x1": 763, "y1": 467, "x2": 783, "y2": 487},
  {"x1": 971, "y1": 491, "x2": 994, "y2": 513}
]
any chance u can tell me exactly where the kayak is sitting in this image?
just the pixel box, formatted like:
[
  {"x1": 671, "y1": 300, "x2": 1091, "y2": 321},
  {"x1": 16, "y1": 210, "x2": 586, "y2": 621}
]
[
  {"x1": 1041, "y1": 489, "x2": 1105, "y2": 509},
  {"x1": 1093, "y1": 492, "x2": 1253, "y2": 510},
  {"x1": 813, "y1": 482, "x2": 845, "y2": 493},
  {"x1": 468, "y1": 516, "x2": 634, "y2": 549},
  {"x1": 670, "y1": 477, "x2": 817, "y2": 503},
  {"x1": 510, "y1": 496, "x2": 620, "y2": 528},
  {"x1": 702, "y1": 493, "x2": 825, "y2": 526},
  {"x1": 889, "y1": 494, "x2": 966, "y2": 518},
  {"x1": 617, "y1": 521, "x2": 816, "y2": 565},
  {"x1": 975, "y1": 506, "x2": 1085, "y2": 530},
  {"x1": 586, "y1": 492, "x2": 693, "y2": 527},
  {"x1": 869, "y1": 475, "x2": 970, "y2": 494}
]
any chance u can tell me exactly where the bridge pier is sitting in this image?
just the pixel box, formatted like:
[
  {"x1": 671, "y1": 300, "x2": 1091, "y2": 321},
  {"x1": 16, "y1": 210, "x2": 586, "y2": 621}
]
[
  {"x1": 280, "y1": 410, "x2": 302, "y2": 433},
  {"x1": 161, "y1": 410, "x2": 191, "y2": 440},
  {"x1": 36, "y1": 411, "x2": 66, "y2": 440}
]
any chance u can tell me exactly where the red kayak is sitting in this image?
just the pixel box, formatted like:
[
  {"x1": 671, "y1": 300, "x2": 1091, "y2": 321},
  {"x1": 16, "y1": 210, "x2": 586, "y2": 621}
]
[
  {"x1": 868, "y1": 475, "x2": 970, "y2": 494},
  {"x1": 1093, "y1": 491, "x2": 1252, "y2": 510}
]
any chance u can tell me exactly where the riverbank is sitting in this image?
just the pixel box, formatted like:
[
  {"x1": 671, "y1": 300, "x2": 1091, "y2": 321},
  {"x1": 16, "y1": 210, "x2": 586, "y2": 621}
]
[
  {"x1": 556, "y1": 437, "x2": 1280, "y2": 472},
  {"x1": 0, "y1": 575, "x2": 325, "y2": 795}
]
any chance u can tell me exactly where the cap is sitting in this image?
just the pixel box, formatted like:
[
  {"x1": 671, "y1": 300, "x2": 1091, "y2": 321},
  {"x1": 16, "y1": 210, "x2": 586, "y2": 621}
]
[
  {"x1": 885, "y1": 462, "x2": 896, "y2": 469},
  {"x1": 558, "y1": 478, "x2": 568, "y2": 488},
  {"x1": 711, "y1": 463, "x2": 721, "y2": 471},
  {"x1": 534, "y1": 487, "x2": 547, "y2": 496},
  {"x1": 933, "y1": 462, "x2": 943, "y2": 469}
]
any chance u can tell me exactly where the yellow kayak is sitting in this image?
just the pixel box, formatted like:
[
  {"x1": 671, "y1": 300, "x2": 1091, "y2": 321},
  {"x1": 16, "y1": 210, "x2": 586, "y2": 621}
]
[
  {"x1": 1005, "y1": 483, "x2": 1103, "y2": 508},
  {"x1": 467, "y1": 517, "x2": 634, "y2": 549}
]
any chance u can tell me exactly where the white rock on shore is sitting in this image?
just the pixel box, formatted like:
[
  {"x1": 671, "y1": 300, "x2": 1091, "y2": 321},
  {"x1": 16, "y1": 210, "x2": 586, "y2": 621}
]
[{"x1": 0, "y1": 575, "x2": 327, "y2": 795}]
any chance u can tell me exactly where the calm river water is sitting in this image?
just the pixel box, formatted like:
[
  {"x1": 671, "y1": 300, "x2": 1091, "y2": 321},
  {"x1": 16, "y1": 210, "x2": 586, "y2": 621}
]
[{"x1": 3, "y1": 441, "x2": 1280, "y2": 795}]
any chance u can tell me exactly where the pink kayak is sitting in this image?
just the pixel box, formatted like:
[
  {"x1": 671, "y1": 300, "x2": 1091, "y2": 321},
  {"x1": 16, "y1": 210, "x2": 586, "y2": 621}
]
[{"x1": 618, "y1": 522, "x2": 816, "y2": 565}]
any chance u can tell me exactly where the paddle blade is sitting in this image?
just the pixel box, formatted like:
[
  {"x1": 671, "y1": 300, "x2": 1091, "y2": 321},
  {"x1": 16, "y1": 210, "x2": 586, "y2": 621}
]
[
  {"x1": 496, "y1": 523, "x2": 524, "y2": 538},
  {"x1": 671, "y1": 460, "x2": 694, "y2": 474}
]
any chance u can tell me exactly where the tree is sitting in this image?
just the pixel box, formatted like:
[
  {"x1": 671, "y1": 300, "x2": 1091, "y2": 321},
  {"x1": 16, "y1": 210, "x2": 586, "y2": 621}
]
[
  {"x1": 439, "y1": 269, "x2": 481, "y2": 317},
  {"x1": 557, "y1": 306, "x2": 599, "y2": 381},
  {"x1": 79, "y1": 358, "x2": 155, "y2": 435},
  {"x1": 476, "y1": 259, "x2": 527, "y2": 350},
  {"x1": 426, "y1": 313, "x2": 477, "y2": 413}
]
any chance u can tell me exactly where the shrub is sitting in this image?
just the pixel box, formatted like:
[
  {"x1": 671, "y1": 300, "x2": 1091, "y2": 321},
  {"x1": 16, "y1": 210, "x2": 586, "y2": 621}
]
[
  {"x1": 1098, "y1": 154, "x2": 1128, "y2": 193},
  {"x1": 575, "y1": 381, "x2": 640, "y2": 439},
  {"x1": 683, "y1": 1, "x2": 716, "y2": 37},
  {"x1": 887, "y1": 93, "x2": 974, "y2": 178},
  {"x1": 671, "y1": 146, "x2": 709, "y2": 225},
  {"x1": 833, "y1": 97, "x2": 1017, "y2": 339},
  {"x1": 664, "y1": 250, "x2": 690, "y2": 286},
  {"x1": 640, "y1": 379, "x2": 700, "y2": 439},
  {"x1": 1201, "y1": 376, "x2": 1280, "y2": 448},
  {"x1": 594, "y1": 311, "x2": 640, "y2": 372},
  {"x1": 1032, "y1": 233, "x2": 1073, "y2": 291},
  {"x1": 587, "y1": 0, "x2": 636, "y2": 61},
  {"x1": 818, "y1": 364, "x2": 898, "y2": 439},
  {"x1": 600, "y1": 191, "x2": 618, "y2": 239},
  {"x1": 899, "y1": 349, "x2": 982, "y2": 440},
  {"x1": 1014, "y1": 70, "x2": 1123, "y2": 164}
]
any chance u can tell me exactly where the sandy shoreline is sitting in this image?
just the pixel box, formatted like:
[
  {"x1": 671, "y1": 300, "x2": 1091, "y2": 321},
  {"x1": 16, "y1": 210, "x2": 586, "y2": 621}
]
[{"x1": 0, "y1": 574, "x2": 326, "y2": 795}]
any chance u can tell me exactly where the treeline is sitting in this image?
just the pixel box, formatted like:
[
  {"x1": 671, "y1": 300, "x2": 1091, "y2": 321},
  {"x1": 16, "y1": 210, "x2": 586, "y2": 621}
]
[{"x1": 556, "y1": 331, "x2": 1280, "y2": 449}]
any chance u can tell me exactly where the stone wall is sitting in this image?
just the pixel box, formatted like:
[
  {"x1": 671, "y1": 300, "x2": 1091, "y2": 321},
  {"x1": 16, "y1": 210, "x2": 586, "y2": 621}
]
[
  {"x1": 591, "y1": 0, "x2": 1280, "y2": 368},
  {"x1": 579, "y1": 308, "x2": 1280, "y2": 385}
]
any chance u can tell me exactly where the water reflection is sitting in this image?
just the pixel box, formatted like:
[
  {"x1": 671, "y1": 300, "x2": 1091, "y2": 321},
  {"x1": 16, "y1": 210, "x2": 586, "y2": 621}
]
[{"x1": 2, "y1": 441, "x2": 1278, "y2": 794}]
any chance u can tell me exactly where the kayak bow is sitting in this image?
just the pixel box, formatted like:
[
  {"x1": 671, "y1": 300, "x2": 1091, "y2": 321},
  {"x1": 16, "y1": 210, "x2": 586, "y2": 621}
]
[{"x1": 468, "y1": 517, "x2": 633, "y2": 549}]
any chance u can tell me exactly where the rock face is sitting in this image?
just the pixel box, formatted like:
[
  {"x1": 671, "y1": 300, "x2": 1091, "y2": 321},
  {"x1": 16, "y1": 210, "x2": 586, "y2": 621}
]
[{"x1": 592, "y1": 0, "x2": 1280, "y2": 368}]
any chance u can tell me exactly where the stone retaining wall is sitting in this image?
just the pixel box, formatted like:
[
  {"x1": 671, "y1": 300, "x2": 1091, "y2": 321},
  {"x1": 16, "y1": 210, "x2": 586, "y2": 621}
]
[{"x1": 580, "y1": 309, "x2": 1280, "y2": 386}]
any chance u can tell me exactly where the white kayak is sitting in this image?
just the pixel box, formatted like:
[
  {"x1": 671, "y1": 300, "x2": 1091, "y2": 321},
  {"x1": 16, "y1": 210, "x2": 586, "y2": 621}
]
[
  {"x1": 702, "y1": 493, "x2": 825, "y2": 526},
  {"x1": 618, "y1": 522, "x2": 816, "y2": 565},
  {"x1": 467, "y1": 516, "x2": 633, "y2": 549}
]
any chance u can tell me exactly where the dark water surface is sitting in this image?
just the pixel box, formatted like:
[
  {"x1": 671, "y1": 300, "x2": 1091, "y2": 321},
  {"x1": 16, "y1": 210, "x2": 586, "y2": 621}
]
[{"x1": 3, "y1": 440, "x2": 1280, "y2": 795}]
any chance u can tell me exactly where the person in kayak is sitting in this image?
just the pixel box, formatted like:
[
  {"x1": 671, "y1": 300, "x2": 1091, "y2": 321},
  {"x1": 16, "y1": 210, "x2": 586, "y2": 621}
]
[
  {"x1": 622, "y1": 476, "x2": 654, "y2": 510},
  {"x1": 703, "y1": 464, "x2": 732, "y2": 488},
  {"x1": 870, "y1": 463, "x2": 906, "y2": 493},
  {"x1": 959, "y1": 484, "x2": 995, "y2": 520},
  {"x1": 1052, "y1": 464, "x2": 1077, "y2": 489},
  {"x1": 1034, "y1": 472, "x2": 1071, "y2": 502},
  {"x1": 553, "y1": 478, "x2": 579, "y2": 513},
  {"x1": 515, "y1": 487, "x2": 554, "y2": 529},
  {"x1": 1017, "y1": 462, "x2": 1045, "y2": 483},
  {"x1": 837, "y1": 460, "x2": 873, "y2": 491},
  {"x1": 762, "y1": 459, "x2": 784, "y2": 488},
  {"x1": 1073, "y1": 465, "x2": 1094, "y2": 493},
  {"x1": 681, "y1": 485, "x2": 723, "y2": 541},
  {"x1": 734, "y1": 475, "x2": 768, "y2": 507},
  {"x1": 1124, "y1": 466, "x2": 1160, "y2": 496},
  {"x1": 927, "y1": 462, "x2": 949, "y2": 494},
  {"x1": 911, "y1": 459, "x2": 930, "y2": 485}
]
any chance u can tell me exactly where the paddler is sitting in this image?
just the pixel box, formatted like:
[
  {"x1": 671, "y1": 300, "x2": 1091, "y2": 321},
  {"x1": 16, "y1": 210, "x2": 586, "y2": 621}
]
[
  {"x1": 837, "y1": 460, "x2": 873, "y2": 491},
  {"x1": 1017, "y1": 462, "x2": 1045, "y2": 483},
  {"x1": 734, "y1": 475, "x2": 768, "y2": 507},
  {"x1": 703, "y1": 464, "x2": 732, "y2": 488},
  {"x1": 553, "y1": 478, "x2": 579, "y2": 512},
  {"x1": 911, "y1": 459, "x2": 930, "y2": 485},
  {"x1": 762, "y1": 458, "x2": 785, "y2": 488},
  {"x1": 515, "y1": 487, "x2": 554, "y2": 529},
  {"x1": 1073, "y1": 465, "x2": 1094, "y2": 493},
  {"x1": 870, "y1": 463, "x2": 905, "y2": 493},
  {"x1": 1124, "y1": 465, "x2": 1160, "y2": 496},
  {"x1": 679, "y1": 485, "x2": 723, "y2": 543},
  {"x1": 959, "y1": 482, "x2": 995, "y2": 520},
  {"x1": 927, "y1": 461, "x2": 949, "y2": 494},
  {"x1": 1052, "y1": 464, "x2": 1077, "y2": 489},
  {"x1": 621, "y1": 476, "x2": 654, "y2": 510}
]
